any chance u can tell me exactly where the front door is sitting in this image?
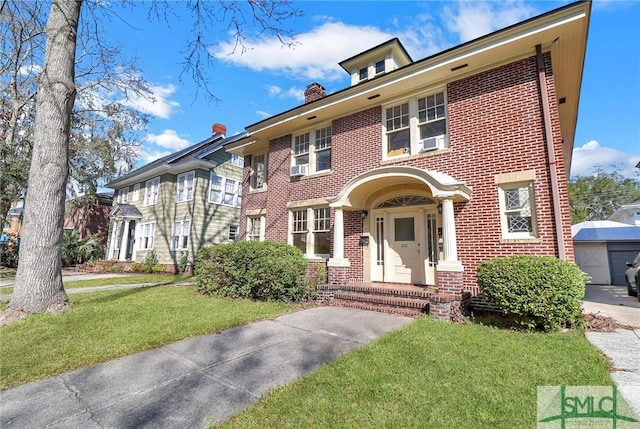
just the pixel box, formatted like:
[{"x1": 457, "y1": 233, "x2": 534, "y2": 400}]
[{"x1": 388, "y1": 213, "x2": 422, "y2": 284}]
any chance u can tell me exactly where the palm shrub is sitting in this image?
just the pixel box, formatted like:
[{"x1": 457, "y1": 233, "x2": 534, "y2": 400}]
[
  {"x1": 476, "y1": 255, "x2": 588, "y2": 331},
  {"x1": 61, "y1": 230, "x2": 80, "y2": 266},
  {"x1": 196, "y1": 241, "x2": 312, "y2": 302}
]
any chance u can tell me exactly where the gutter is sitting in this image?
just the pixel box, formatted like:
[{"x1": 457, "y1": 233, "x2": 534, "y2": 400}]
[{"x1": 536, "y1": 44, "x2": 567, "y2": 260}]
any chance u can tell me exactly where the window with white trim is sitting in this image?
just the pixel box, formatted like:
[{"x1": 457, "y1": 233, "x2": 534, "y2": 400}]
[
  {"x1": 138, "y1": 221, "x2": 155, "y2": 250},
  {"x1": 228, "y1": 224, "x2": 239, "y2": 241},
  {"x1": 172, "y1": 219, "x2": 190, "y2": 250},
  {"x1": 247, "y1": 216, "x2": 264, "y2": 241},
  {"x1": 250, "y1": 153, "x2": 266, "y2": 190},
  {"x1": 209, "y1": 171, "x2": 241, "y2": 208},
  {"x1": 117, "y1": 187, "x2": 128, "y2": 204},
  {"x1": 176, "y1": 171, "x2": 195, "y2": 203},
  {"x1": 383, "y1": 90, "x2": 448, "y2": 158},
  {"x1": 144, "y1": 177, "x2": 160, "y2": 206},
  {"x1": 231, "y1": 154, "x2": 244, "y2": 168},
  {"x1": 131, "y1": 183, "x2": 140, "y2": 202},
  {"x1": 291, "y1": 126, "x2": 331, "y2": 175},
  {"x1": 290, "y1": 207, "x2": 330, "y2": 258},
  {"x1": 498, "y1": 182, "x2": 537, "y2": 239},
  {"x1": 375, "y1": 60, "x2": 385, "y2": 75}
]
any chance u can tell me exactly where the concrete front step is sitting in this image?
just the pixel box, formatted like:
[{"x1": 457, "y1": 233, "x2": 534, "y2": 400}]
[{"x1": 331, "y1": 299, "x2": 427, "y2": 318}]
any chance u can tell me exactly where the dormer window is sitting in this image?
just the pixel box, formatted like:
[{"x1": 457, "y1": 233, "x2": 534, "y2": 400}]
[
  {"x1": 375, "y1": 60, "x2": 385, "y2": 75},
  {"x1": 359, "y1": 67, "x2": 368, "y2": 81}
]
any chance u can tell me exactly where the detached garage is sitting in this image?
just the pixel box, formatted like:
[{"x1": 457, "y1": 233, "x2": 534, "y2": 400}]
[{"x1": 572, "y1": 221, "x2": 640, "y2": 285}]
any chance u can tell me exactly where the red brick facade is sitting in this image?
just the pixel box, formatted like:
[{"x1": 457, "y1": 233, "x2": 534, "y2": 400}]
[{"x1": 240, "y1": 53, "x2": 574, "y2": 295}]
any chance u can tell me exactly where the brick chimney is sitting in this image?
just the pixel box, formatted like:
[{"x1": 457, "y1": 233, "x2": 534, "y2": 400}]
[
  {"x1": 304, "y1": 83, "x2": 326, "y2": 103},
  {"x1": 212, "y1": 123, "x2": 227, "y2": 137}
]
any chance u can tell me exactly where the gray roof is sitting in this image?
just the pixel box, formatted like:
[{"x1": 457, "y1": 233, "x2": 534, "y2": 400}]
[
  {"x1": 573, "y1": 226, "x2": 640, "y2": 242},
  {"x1": 110, "y1": 204, "x2": 142, "y2": 219}
]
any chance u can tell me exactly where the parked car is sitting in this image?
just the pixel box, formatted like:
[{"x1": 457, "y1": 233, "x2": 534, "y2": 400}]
[{"x1": 625, "y1": 252, "x2": 640, "y2": 297}]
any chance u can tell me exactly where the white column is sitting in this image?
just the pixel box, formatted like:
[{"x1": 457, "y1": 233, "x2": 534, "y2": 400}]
[
  {"x1": 118, "y1": 219, "x2": 131, "y2": 261},
  {"x1": 328, "y1": 206, "x2": 349, "y2": 267},
  {"x1": 108, "y1": 220, "x2": 119, "y2": 260},
  {"x1": 437, "y1": 197, "x2": 463, "y2": 272}
]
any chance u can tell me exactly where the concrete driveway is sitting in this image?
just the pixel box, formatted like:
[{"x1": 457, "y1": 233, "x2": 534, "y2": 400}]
[{"x1": 582, "y1": 284, "x2": 640, "y2": 328}]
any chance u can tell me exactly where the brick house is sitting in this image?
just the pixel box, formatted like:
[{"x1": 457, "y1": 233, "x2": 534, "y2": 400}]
[
  {"x1": 105, "y1": 124, "x2": 245, "y2": 272},
  {"x1": 224, "y1": 2, "x2": 591, "y2": 317}
]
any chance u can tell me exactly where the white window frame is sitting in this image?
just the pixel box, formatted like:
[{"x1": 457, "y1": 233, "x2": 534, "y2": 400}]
[
  {"x1": 117, "y1": 187, "x2": 128, "y2": 204},
  {"x1": 176, "y1": 171, "x2": 195, "y2": 203},
  {"x1": 144, "y1": 177, "x2": 160, "y2": 206},
  {"x1": 289, "y1": 207, "x2": 331, "y2": 259},
  {"x1": 231, "y1": 154, "x2": 244, "y2": 168},
  {"x1": 171, "y1": 219, "x2": 191, "y2": 251},
  {"x1": 137, "y1": 221, "x2": 156, "y2": 250},
  {"x1": 228, "y1": 224, "x2": 239, "y2": 241},
  {"x1": 382, "y1": 89, "x2": 448, "y2": 160},
  {"x1": 498, "y1": 181, "x2": 538, "y2": 239},
  {"x1": 209, "y1": 171, "x2": 242, "y2": 208},
  {"x1": 250, "y1": 153, "x2": 267, "y2": 190},
  {"x1": 291, "y1": 125, "x2": 331, "y2": 175},
  {"x1": 131, "y1": 183, "x2": 140, "y2": 202},
  {"x1": 247, "y1": 216, "x2": 264, "y2": 241}
]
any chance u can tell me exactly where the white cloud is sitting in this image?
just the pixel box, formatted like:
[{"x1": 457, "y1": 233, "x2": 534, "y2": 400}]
[
  {"x1": 255, "y1": 110, "x2": 272, "y2": 119},
  {"x1": 442, "y1": 1, "x2": 536, "y2": 43},
  {"x1": 123, "y1": 84, "x2": 180, "y2": 119},
  {"x1": 144, "y1": 129, "x2": 191, "y2": 151},
  {"x1": 571, "y1": 140, "x2": 640, "y2": 179},
  {"x1": 211, "y1": 21, "x2": 393, "y2": 82},
  {"x1": 139, "y1": 148, "x2": 172, "y2": 165}
]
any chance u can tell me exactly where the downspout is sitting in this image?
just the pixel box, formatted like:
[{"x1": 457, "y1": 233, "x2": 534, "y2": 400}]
[{"x1": 536, "y1": 44, "x2": 567, "y2": 260}]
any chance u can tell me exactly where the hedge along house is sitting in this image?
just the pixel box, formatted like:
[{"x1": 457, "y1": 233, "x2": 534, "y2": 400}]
[
  {"x1": 225, "y1": 2, "x2": 591, "y2": 318},
  {"x1": 105, "y1": 124, "x2": 245, "y2": 272}
]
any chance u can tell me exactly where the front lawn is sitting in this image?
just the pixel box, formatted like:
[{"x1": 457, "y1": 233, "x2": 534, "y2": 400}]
[
  {"x1": 0, "y1": 286, "x2": 293, "y2": 390},
  {"x1": 221, "y1": 318, "x2": 612, "y2": 428}
]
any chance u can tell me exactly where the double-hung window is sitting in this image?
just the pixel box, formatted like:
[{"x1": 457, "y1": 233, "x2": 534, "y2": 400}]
[
  {"x1": 247, "y1": 216, "x2": 264, "y2": 241},
  {"x1": 172, "y1": 219, "x2": 190, "y2": 250},
  {"x1": 209, "y1": 171, "x2": 241, "y2": 207},
  {"x1": 290, "y1": 207, "x2": 331, "y2": 258},
  {"x1": 498, "y1": 182, "x2": 537, "y2": 239},
  {"x1": 250, "y1": 154, "x2": 266, "y2": 190},
  {"x1": 138, "y1": 221, "x2": 155, "y2": 250},
  {"x1": 291, "y1": 126, "x2": 331, "y2": 175},
  {"x1": 176, "y1": 171, "x2": 195, "y2": 203},
  {"x1": 144, "y1": 177, "x2": 160, "y2": 206},
  {"x1": 231, "y1": 154, "x2": 244, "y2": 168},
  {"x1": 131, "y1": 183, "x2": 140, "y2": 202},
  {"x1": 117, "y1": 188, "x2": 128, "y2": 204},
  {"x1": 383, "y1": 90, "x2": 448, "y2": 158}
]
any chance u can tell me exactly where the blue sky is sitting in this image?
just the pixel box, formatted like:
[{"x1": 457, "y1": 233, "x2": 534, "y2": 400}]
[{"x1": 104, "y1": 0, "x2": 640, "y2": 179}]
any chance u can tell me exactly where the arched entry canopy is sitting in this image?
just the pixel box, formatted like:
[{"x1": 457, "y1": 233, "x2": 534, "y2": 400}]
[{"x1": 328, "y1": 166, "x2": 472, "y2": 209}]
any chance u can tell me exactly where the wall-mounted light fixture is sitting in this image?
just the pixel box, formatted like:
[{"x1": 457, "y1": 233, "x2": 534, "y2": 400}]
[
  {"x1": 437, "y1": 205, "x2": 442, "y2": 214},
  {"x1": 361, "y1": 210, "x2": 368, "y2": 219}
]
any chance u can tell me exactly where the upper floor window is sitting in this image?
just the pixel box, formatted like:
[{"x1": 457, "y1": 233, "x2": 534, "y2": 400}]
[
  {"x1": 117, "y1": 187, "x2": 128, "y2": 204},
  {"x1": 498, "y1": 182, "x2": 537, "y2": 239},
  {"x1": 375, "y1": 60, "x2": 385, "y2": 75},
  {"x1": 144, "y1": 177, "x2": 160, "y2": 206},
  {"x1": 291, "y1": 126, "x2": 331, "y2": 176},
  {"x1": 231, "y1": 154, "x2": 244, "y2": 168},
  {"x1": 251, "y1": 153, "x2": 266, "y2": 190},
  {"x1": 359, "y1": 67, "x2": 368, "y2": 81},
  {"x1": 171, "y1": 219, "x2": 190, "y2": 250},
  {"x1": 131, "y1": 183, "x2": 140, "y2": 202},
  {"x1": 176, "y1": 171, "x2": 195, "y2": 202},
  {"x1": 209, "y1": 171, "x2": 241, "y2": 208},
  {"x1": 383, "y1": 90, "x2": 448, "y2": 158}
]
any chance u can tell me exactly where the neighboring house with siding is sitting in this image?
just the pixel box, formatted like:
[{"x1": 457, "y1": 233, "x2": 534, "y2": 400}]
[
  {"x1": 105, "y1": 124, "x2": 244, "y2": 272},
  {"x1": 224, "y1": 2, "x2": 591, "y2": 318}
]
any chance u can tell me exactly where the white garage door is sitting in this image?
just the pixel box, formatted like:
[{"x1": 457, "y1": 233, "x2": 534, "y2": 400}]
[{"x1": 574, "y1": 243, "x2": 610, "y2": 284}]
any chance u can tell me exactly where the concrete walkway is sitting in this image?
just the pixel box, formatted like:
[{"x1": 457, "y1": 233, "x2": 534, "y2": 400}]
[
  {"x1": 0, "y1": 307, "x2": 413, "y2": 428},
  {"x1": 582, "y1": 284, "x2": 640, "y2": 328}
]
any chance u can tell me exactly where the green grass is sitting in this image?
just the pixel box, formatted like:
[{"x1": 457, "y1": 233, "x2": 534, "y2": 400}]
[
  {"x1": 221, "y1": 318, "x2": 612, "y2": 429},
  {"x1": 0, "y1": 286, "x2": 293, "y2": 390},
  {"x1": 0, "y1": 273, "x2": 193, "y2": 295}
]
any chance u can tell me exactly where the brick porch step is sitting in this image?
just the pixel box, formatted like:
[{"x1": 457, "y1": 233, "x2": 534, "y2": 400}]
[{"x1": 331, "y1": 299, "x2": 427, "y2": 318}]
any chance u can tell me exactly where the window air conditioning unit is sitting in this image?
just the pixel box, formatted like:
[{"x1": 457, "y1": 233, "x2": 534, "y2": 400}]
[
  {"x1": 419, "y1": 137, "x2": 441, "y2": 152},
  {"x1": 290, "y1": 164, "x2": 309, "y2": 177}
]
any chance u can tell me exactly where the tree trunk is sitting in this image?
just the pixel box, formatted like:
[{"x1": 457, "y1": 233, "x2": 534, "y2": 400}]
[{"x1": 0, "y1": 1, "x2": 82, "y2": 325}]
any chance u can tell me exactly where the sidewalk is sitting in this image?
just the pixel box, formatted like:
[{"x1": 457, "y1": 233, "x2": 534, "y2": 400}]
[{"x1": 0, "y1": 307, "x2": 413, "y2": 428}]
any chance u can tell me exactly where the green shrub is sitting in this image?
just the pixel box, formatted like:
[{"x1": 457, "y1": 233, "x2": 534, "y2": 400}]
[
  {"x1": 476, "y1": 255, "x2": 588, "y2": 332},
  {"x1": 176, "y1": 251, "x2": 189, "y2": 273},
  {"x1": 196, "y1": 241, "x2": 312, "y2": 302}
]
